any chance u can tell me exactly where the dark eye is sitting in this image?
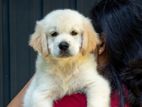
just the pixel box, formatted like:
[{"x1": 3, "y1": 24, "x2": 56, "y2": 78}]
[
  {"x1": 51, "y1": 32, "x2": 58, "y2": 37},
  {"x1": 71, "y1": 30, "x2": 78, "y2": 36}
]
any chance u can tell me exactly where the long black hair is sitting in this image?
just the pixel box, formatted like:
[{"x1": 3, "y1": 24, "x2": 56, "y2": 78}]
[{"x1": 91, "y1": 0, "x2": 142, "y2": 107}]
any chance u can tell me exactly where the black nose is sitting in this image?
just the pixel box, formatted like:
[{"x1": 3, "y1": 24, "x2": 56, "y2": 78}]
[{"x1": 59, "y1": 41, "x2": 69, "y2": 51}]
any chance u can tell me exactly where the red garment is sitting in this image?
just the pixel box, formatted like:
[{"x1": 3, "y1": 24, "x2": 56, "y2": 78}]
[{"x1": 54, "y1": 92, "x2": 129, "y2": 107}]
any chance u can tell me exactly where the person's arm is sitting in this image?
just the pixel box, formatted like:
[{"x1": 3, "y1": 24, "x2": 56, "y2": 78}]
[{"x1": 7, "y1": 78, "x2": 32, "y2": 107}]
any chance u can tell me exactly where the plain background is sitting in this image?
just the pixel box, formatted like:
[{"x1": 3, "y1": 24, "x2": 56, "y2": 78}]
[{"x1": 0, "y1": 0, "x2": 97, "y2": 107}]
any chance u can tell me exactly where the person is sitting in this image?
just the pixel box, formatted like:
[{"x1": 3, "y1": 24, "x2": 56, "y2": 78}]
[
  {"x1": 8, "y1": 0, "x2": 142, "y2": 107},
  {"x1": 91, "y1": 0, "x2": 142, "y2": 107}
]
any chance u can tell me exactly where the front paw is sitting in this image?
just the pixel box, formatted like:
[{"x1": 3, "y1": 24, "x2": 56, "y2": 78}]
[
  {"x1": 26, "y1": 92, "x2": 53, "y2": 107},
  {"x1": 87, "y1": 96, "x2": 110, "y2": 107},
  {"x1": 87, "y1": 103, "x2": 110, "y2": 107}
]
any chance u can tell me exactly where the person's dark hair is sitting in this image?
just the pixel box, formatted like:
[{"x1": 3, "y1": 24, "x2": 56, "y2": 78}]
[{"x1": 91, "y1": 0, "x2": 142, "y2": 107}]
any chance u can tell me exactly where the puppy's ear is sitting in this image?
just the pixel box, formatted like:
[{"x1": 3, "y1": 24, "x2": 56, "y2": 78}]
[
  {"x1": 29, "y1": 21, "x2": 48, "y2": 56},
  {"x1": 82, "y1": 18, "x2": 100, "y2": 54}
]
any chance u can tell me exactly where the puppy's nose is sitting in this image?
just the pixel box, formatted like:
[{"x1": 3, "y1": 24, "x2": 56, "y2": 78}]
[{"x1": 59, "y1": 41, "x2": 69, "y2": 51}]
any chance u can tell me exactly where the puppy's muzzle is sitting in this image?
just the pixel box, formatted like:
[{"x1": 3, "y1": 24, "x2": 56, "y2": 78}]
[{"x1": 58, "y1": 41, "x2": 70, "y2": 57}]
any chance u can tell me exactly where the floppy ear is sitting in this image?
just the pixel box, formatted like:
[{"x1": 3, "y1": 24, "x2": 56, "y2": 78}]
[
  {"x1": 29, "y1": 22, "x2": 48, "y2": 56},
  {"x1": 82, "y1": 18, "x2": 100, "y2": 54}
]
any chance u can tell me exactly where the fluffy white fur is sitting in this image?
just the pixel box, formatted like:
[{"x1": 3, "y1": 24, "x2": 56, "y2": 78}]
[{"x1": 23, "y1": 9, "x2": 111, "y2": 107}]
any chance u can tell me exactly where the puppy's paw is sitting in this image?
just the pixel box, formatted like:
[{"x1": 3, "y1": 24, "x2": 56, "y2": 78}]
[{"x1": 87, "y1": 102, "x2": 110, "y2": 107}]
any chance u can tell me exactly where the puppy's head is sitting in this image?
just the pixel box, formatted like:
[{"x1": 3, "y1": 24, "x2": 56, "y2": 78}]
[{"x1": 29, "y1": 9, "x2": 100, "y2": 58}]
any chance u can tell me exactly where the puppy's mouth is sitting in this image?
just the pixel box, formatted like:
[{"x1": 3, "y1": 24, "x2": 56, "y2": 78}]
[{"x1": 58, "y1": 51, "x2": 72, "y2": 58}]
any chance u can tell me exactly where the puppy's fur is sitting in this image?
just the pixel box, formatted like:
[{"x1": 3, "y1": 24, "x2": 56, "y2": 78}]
[{"x1": 23, "y1": 9, "x2": 110, "y2": 107}]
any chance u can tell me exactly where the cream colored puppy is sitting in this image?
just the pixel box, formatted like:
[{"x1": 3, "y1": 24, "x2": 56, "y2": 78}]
[{"x1": 23, "y1": 9, "x2": 110, "y2": 107}]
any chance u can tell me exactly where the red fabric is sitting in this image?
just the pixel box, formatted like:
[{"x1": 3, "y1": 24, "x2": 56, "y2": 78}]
[{"x1": 54, "y1": 92, "x2": 129, "y2": 107}]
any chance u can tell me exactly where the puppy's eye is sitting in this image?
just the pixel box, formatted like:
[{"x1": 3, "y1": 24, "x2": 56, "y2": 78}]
[
  {"x1": 51, "y1": 32, "x2": 58, "y2": 37},
  {"x1": 71, "y1": 30, "x2": 78, "y2": 36}
]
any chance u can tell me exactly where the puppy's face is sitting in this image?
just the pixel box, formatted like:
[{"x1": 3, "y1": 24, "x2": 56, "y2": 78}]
[
  {"x1": 30, "y1": 9, "x2": 100, "y2": 58},
  {"x1": 47, "y1": 26, "x2": 82, "y2": 57}
]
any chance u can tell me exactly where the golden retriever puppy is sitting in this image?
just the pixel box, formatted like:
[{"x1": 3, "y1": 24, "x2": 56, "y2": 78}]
[{"x1": 23, "y1": 9, "x2": 110, "y2": 107}]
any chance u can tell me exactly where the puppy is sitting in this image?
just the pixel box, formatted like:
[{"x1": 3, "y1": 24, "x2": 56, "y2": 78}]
[{"x1": 23, "y1": 9, "x2": 110, "y2": 107}]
